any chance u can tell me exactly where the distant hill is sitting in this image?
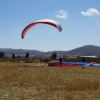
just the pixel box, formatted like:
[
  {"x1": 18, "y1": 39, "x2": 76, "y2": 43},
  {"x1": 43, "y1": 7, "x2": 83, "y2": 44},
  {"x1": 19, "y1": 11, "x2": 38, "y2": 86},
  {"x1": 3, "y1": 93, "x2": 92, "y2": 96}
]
[
  {"x1": 0, "y1": 45, "x2": 100, "y2": 57},
  {"x1": 65, "y1": 45, "x2": 100, "y2": 57}
]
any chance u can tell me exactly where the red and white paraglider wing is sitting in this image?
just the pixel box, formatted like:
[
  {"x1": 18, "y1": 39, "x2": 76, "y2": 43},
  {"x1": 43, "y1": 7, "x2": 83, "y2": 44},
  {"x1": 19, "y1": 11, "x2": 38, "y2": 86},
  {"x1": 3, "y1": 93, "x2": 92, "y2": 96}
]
[{"x1": 21, "y1": 19, "x2": 62, "y2": 39}]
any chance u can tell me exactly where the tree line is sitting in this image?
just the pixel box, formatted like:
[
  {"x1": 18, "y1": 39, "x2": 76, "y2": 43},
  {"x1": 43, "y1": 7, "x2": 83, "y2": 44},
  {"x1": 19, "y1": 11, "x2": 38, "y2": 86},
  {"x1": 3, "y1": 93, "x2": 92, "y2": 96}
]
[
  {"x1": 0, "y1": 52, "x2": 29, "y2": 58},
  {"x1": 0, "y1": 52, "x2": 58, "y2": 59}
]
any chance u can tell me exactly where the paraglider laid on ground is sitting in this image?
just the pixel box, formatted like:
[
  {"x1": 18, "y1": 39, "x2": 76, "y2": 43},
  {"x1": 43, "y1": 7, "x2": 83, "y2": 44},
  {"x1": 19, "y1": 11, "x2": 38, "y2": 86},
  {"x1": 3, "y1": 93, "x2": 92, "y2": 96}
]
[
  {"x1": 87, "y1": 62, "x2": 100, "y2": 67},
  {"x1": 21, "y1": 19, "x2": 62, "y2": 39},
  {"x1": 48, "y1": 61, "x2": 100, "y2": 67}
]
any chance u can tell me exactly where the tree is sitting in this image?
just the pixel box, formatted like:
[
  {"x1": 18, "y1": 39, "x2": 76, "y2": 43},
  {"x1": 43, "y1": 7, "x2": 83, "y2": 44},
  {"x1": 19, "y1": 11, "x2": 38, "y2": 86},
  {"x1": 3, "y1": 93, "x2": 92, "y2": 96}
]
[
  {"x1": 12, "y1": 53, "x2": 16, "y2": 58},
  {"x1": 0, "y1": 52, "x2": 5, "y2": 58},
  {"x1": 51, "y1": 52, "x2": 57, "y2": 59},
  {"x1": 25, "y1": 52, "x2": 29, "y2": 58}
]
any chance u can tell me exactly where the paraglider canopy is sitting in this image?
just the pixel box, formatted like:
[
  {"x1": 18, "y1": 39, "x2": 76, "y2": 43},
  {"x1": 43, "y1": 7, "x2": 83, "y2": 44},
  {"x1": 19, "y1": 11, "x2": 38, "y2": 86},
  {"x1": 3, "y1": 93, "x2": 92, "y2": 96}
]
[{"x1": 21, "y1": 19, "x2": 62, "y2": 39}]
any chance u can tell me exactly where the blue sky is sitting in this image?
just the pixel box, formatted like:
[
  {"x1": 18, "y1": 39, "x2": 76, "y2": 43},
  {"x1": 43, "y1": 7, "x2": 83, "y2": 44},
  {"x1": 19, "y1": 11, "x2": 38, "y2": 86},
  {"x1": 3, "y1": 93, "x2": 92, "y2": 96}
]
[{"x1": 0, "y1": 0, "x2": 100, "y2": 52}]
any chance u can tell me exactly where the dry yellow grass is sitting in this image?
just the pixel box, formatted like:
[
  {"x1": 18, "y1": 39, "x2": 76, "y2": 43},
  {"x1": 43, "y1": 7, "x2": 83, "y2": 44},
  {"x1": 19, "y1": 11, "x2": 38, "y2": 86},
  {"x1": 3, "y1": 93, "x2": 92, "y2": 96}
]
[{"x1": 0, "y1": 62, "x2": 100, "y2": 100}]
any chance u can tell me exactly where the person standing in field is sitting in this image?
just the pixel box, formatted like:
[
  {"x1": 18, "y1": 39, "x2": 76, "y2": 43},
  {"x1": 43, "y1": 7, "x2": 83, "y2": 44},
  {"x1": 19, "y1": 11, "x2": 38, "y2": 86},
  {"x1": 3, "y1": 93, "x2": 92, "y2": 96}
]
[
  {"x1": 81, "y1": 58, "x2": 86, "y2": 68},
  {"x1": 82, "y1": 58, "x2": 85, "y2": 62},
  {"x1": 59, "y1": 57, "x2": 62, "y2": 67},
  {"x1": 44, "y1": 58, "x2": 48, "y2": 65}
]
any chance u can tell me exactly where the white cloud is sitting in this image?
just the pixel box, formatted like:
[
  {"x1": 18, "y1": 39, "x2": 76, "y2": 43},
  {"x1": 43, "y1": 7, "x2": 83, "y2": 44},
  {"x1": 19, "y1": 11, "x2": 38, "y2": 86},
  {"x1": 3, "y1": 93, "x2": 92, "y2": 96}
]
[
  {"x1": 81, "y1": 8, "x2": 100, "y2": 16},
  {"x1": 56, "y1": 10, "x2": 68, "y2": 19}
]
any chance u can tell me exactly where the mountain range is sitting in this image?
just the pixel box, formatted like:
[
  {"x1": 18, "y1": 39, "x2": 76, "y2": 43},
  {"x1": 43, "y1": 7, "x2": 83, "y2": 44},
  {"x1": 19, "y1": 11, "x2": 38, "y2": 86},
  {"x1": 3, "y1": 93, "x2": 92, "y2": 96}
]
[{"x1": 0, "y1": 45, "x2": 100, "y2": 57}]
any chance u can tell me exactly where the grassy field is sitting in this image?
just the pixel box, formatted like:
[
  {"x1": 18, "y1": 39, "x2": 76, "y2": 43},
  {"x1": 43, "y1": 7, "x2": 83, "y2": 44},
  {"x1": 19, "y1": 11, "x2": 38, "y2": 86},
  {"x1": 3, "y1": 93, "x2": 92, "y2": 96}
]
[{"x1": 0, "y1": 61, "x2": 100, "y2": 100}]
